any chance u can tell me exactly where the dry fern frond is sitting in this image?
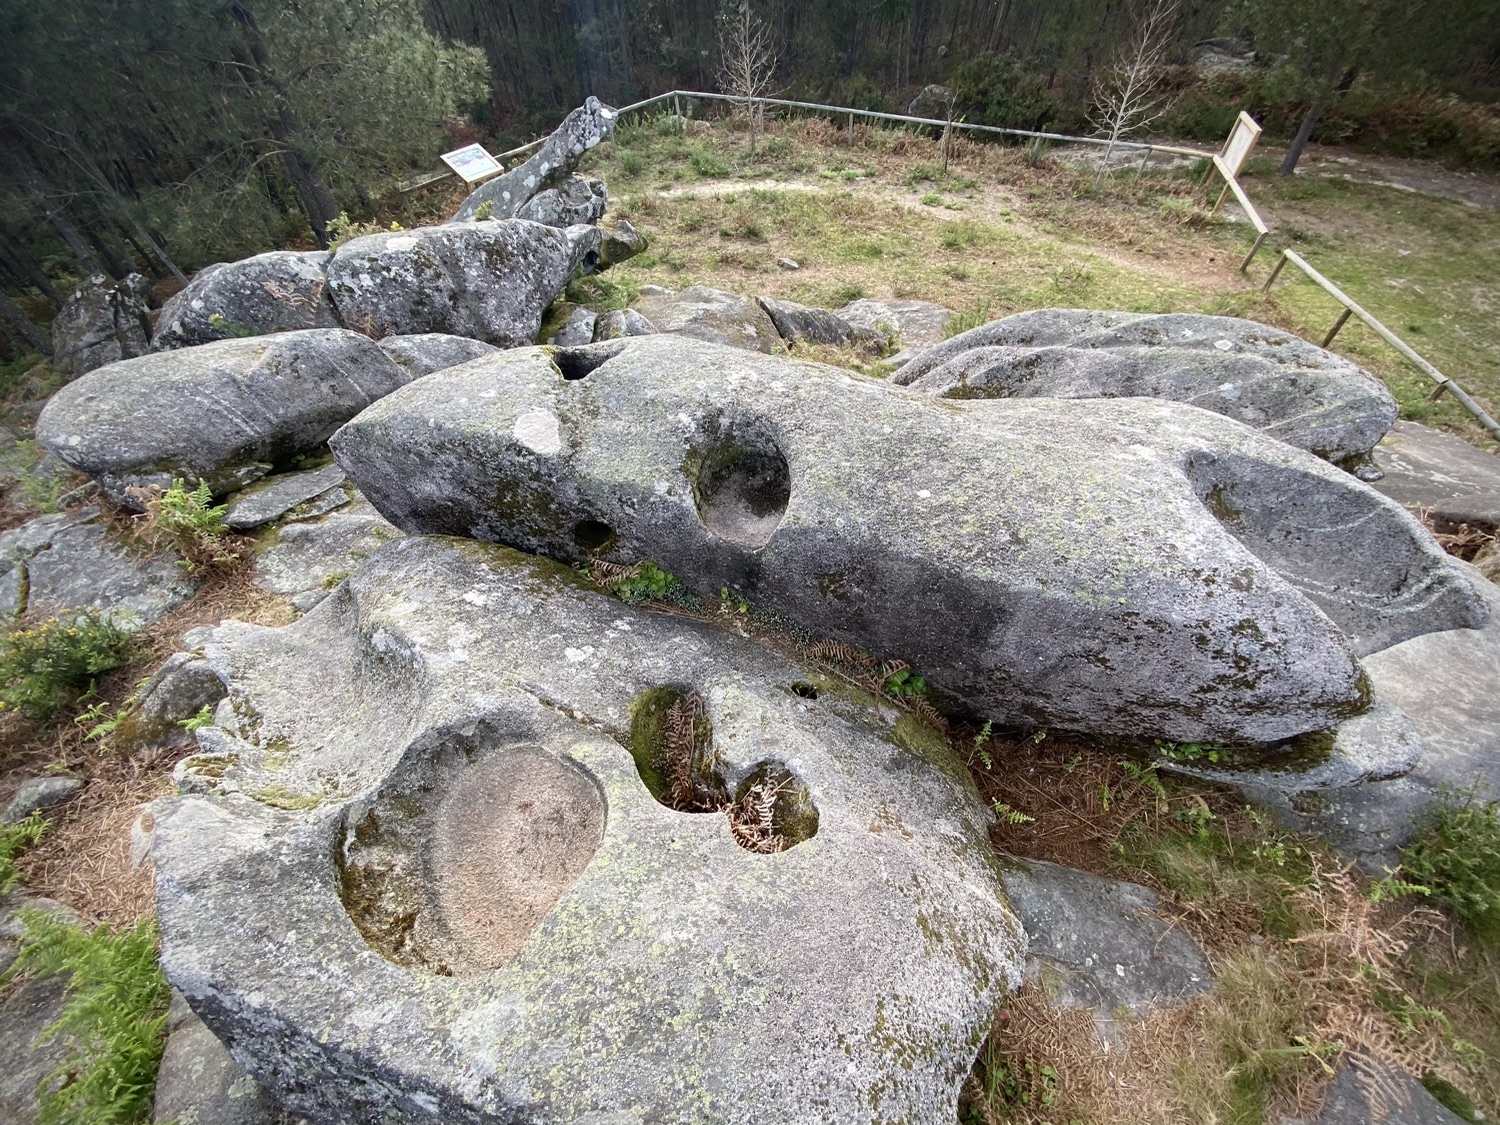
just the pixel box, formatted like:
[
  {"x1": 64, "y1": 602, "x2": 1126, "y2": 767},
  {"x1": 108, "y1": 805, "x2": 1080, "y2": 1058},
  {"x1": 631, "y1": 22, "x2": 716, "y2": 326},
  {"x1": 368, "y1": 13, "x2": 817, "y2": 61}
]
[
  {"x1": 587, "y1": 559, "x2": 639, "y2": 589},
  {"x1": 806, "y1": 639, "x2": 876, "y2": 671},
  {"x1": 728, "y1": 774, "x2": 791, "y2": 854}
]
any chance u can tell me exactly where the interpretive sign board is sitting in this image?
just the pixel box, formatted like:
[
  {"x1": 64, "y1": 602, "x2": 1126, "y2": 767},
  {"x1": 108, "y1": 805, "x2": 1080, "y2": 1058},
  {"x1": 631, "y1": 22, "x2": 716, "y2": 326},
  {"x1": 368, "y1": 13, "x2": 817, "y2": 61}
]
[
  {"x1": 440, "y1": 143, "x2": 503, "y2": 183},
  {"x1": 1220, "y1": 112, "x2": 1262, "y2": 178}
]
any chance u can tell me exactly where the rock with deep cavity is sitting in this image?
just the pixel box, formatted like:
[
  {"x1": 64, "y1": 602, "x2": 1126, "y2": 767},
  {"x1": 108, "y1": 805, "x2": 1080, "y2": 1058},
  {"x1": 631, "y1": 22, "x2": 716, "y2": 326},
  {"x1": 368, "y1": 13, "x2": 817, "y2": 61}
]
[
  {"x1": 592, "y1": 308, "x2": 657, "y2": 341},
  {"x1": 632, "y1": 286, "x2": 786, "y2": 354},
  {"x1": 837, "y1": 298, "x2": 953, "y2": 350},
  {"x1": 756, "y1": 296, "x2": 884, "y2": 353},
  {"x1": 152, "y1": 253, "x2": 339, "y2": 351},
  {"x1": 326, "y1": 220, "x2": 599, "y2": 346},
  {"x1": 452, "y1": 98, "x2": 617, "y2": 222},
  {"x1": 150, "y1": 535, "x2": 1024, "y2": 1125},
  {"x1": 50, "y1": 273, "x2": 152, "y2": 378},
  {"x1": 331, "y1": 335, "x2": 1484, "y2": 745},
  {"x1": 376, "y1": 334, "x2": 499, "y2": 379},
  {"x1": 515, "y1": 176, "x2": 608, "y2": 227},
  {"x1": 893, "y1": 309, "x2": 1398, "y2": 469},
  {"x1": 225, "y1": 465, "x2": 349, "y2": 530},
  {"x1": 36, "y1": 330, "x2": 415, "y2": 506},
  {"x1": 999, "y1": 859, "x2": 1212, "y2": 1044},
  {"x1": 1370, "y1": 420, "x2": 1500, "y2": 533}
]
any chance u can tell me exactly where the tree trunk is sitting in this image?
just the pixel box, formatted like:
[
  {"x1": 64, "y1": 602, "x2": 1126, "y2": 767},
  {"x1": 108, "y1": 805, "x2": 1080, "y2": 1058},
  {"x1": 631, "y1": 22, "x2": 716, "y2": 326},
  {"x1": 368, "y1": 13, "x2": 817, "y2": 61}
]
[
  {"x1": 0, "y1": 290, "x2": 51, "y2": 355},
  {"x1": 0, "y1": 243, "x2": 63, "y2": 309},
  {"x1": 1280, "y1": 62, "x2": 1341, "y2": 175},
  {"x1": 12, "y1": 150, "x2": 105, "y2": 277},
  {"x1": 613, "y1": 0, "x2": 633, "y2": 100}
]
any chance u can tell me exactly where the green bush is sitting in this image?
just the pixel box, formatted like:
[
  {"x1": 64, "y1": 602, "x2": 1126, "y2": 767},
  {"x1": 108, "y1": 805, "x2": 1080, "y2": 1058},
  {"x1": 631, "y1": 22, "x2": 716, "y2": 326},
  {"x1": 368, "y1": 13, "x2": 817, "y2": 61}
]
[
  {"x1": 1400, "y1": 793, "x2": 1500, "y2": 943},
  {"x1": 0, "y1": 612, "x2": 138, "y2": 723},
  {"x1": 2, "y1": 911, "x2": 170, "y2": 1125}
]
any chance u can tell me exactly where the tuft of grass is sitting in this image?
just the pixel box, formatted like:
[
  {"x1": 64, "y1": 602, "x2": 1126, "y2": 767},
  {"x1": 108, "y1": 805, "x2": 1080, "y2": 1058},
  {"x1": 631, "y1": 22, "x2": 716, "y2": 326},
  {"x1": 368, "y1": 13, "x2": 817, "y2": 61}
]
[
  {"x1": 944, "y1": 301, "x2": 993, "y2": 339},
  {"x1": 2, "y1": 910, "x2": 170, "y2": 1125},
  {"x1": 565, "y1": 272, "x2": 639, "y2": 312},
  {"x1": 0, "y1": 613, "x2": 139, "y2": 724},
  {"x1": 1399, "y1": 792, "x2": 1500, "y2": 945}
]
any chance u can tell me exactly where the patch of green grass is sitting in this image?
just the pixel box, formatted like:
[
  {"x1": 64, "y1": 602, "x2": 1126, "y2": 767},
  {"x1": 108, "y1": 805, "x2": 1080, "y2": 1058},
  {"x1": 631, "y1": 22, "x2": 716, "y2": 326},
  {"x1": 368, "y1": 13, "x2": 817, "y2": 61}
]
[
  {"x1": 565, "y1": 272, "x2": 639, "y2": 312},
  {"x1": 2, "y1": 911, "x2": 170, "y2": 1125},
  {"x1": 943, "y1": 302, "x2": 992, "y2": 339},
  {"x1": 1399, "y1": 792, "x2": 1500, "y2": 945},
  {"x1": 0, "y1": 612, "x2": 139, "y2": 724}
]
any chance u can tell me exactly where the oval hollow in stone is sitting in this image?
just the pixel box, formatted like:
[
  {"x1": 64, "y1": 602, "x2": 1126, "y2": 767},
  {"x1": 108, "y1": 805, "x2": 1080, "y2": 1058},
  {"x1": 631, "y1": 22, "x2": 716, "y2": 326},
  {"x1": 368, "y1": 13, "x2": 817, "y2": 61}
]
[
  {"x1": 573, "y1": 518, "x2": 616, "y2": 553},
  {"x1": 688, "y1": 415, "x2": 791, "y2": 549},
  {"x1": 339, "y1": 744, "x2": 604, "y2": 978}
]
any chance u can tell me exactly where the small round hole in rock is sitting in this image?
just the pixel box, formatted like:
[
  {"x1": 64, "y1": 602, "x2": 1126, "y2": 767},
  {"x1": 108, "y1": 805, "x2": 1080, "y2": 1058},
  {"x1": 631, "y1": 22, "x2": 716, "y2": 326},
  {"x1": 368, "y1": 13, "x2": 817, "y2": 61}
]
[
  {"x1": 689, "y1": 416, "x2": 791, "y2": 549},
  {"x1": 789, "y1": 681, "x2": 819, "y2": 700},
  {"x1": 573, "y1": 519, "x2": 616, "y2": 553}
]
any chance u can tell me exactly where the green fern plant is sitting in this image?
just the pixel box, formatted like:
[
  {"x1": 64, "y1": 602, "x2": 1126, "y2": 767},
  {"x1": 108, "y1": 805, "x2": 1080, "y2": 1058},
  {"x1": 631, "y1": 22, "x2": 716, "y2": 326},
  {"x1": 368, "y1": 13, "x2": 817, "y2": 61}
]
[
  {"x1": 146, "y1": 479, "x2": 238, "y2": 572},
  {"x1": 0, "y1": 812, "x2": 48, "y2": 892}
]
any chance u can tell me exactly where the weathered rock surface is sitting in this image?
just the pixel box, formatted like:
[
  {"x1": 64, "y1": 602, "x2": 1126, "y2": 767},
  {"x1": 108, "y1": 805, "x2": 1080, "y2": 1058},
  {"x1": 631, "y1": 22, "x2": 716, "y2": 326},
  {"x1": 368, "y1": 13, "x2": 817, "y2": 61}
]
[
  {"x1": 152, "y1": 253, "x2": 339, "y2": 351},
  {"x1": 154, "y1": 991, "x2": 298, "y2": 1125},
  {"x1": 999, "y1": 860, "x2": 1212, "y2": 1044},
  {"x1": 756, "y1": 296, "x2": 884, "y2": 353},
  {"x1": 121, "y1": 653, "x2": 229, "y2": 760},
  {"x1": 36, "y1": 330, "x2": 415, "y2": 505},
  {"x1": 332, "y1": 335, "x2": 1484, "y2": 744},
  {"x1": 908, "y1": 84, "x2": 956, "y2": 118},
  {"x1": 515, "y1": 176, "x2": 608, "y2": 227},
  {"x1": 1371, "y1": 420, "x2": 1500, "y2": 533},
  {"x1": 152, "y1": 536, "x2": 1025, "y2": 1125},
  {"x1": 0, "y1": 896, "x2": 79, "y2": 1125},
  {"x1": 633, "y1": 286, "x2": 786, "y2": 353},
  {"x1": 1, "y1": 777, "x2": 84, "y2": 825},
  {"x1": 326, "y1": 220, "x2": 598, "y2": 347},
  {"x1": 893, "y1": 310, "x2": 1399, "y2": 468},
  {"x1": 452, "y1": 98, "x2": 615, "y2": 222},
  {"x1": 0, "y1": 506, "x2": 199, "y2": 625},
  {"x1": 837, "y1": 298, "x2": 952, "y2": 350},
  {"x1": 548, "y1": 307, "x2": 597, "y2": 346},
  {"x1": 376, "y1": 334, "x2": 499, "y2": 379},
  {"x1": 598, "y1": 219, "x2": 648, "y2": 268},
  {"x1": 592, "y1": 307, "x2": 657, "y2": 340},
  {"x1": 1282, "y1": 1061, "x2": 1468, "y2": 1125},
  {"x1": 253, "y1": 494, "x2": 403, "y2": 610},
  {"x1": 50, "y1": 273, "x2": 152, "y2": 378},
  {"x1": 225, "y1": 466, "x2": 348, "y2": 531}
]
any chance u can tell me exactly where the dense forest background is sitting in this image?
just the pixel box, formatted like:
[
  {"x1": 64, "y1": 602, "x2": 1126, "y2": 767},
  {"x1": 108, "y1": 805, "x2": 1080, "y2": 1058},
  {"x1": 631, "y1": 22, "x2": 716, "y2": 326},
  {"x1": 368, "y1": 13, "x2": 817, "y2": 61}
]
[{"x1": 2, "y1": 0, "x2": 1499, "y2": 360}]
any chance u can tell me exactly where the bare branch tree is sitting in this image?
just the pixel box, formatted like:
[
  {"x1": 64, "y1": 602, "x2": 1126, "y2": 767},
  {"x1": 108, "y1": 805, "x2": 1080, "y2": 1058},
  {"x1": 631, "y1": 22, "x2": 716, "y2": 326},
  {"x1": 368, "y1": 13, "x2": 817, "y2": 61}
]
[
  {"x1": 1087, "y1": 0, "x2": 1179, "y2": 183},
  {"x1": 716, "y1": 2, "x2": 780, "y2": 154}
]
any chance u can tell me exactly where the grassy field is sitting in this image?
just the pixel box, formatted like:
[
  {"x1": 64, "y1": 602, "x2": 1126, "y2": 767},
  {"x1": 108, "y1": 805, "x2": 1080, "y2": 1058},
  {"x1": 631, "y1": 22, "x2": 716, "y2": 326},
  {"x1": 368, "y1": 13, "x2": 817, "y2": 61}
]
[{"x1": 579, "y1": 113, "x2": 1500, "y2": 452}]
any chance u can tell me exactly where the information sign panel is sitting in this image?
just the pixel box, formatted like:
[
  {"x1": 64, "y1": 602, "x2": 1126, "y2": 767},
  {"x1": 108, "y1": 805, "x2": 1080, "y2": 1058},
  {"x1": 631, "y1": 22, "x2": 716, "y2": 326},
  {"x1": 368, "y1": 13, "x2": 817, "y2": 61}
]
[
  {"x1": 440, "y1": 143, "x2": 503, "y2": 183},
  {"x1": 1220, "y1": 112, "x2": 1262, "y2": 178}
]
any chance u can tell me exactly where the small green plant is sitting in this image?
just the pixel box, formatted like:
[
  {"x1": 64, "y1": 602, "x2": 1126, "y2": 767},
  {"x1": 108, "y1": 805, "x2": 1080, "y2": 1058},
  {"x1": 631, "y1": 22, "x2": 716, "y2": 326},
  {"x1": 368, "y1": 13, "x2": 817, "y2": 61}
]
[
  {"x1": 610, "y1": 561, "x2": 681, "y2": 604},
  {"x1": 1399, "y1": 792, "x2": 1500, "y2": 943},
  {"x1": 0, "y1": 812, "x2": 48, "y2": 892},
  {"x1": 920, "y1": 192, "x2": 942, "y2": 206},
  {"x1": 471, "y1": 199, "x2": 494, "y2": 221},
  {"x1": 206, "y1": 313, "x2": 255, "y2": 338},
  {"x1": 882, "y1": 667, "x2": 927, "y2": 699},
  {"x1": 76, "y1": 699, "x2": 127, "y2": 742},
  {"x1": 1154, "y1": 738, "x2": 1226, "y2": 763},
  {"x1": 2, "y1": 911, "x2": 171, "y2": 1125},
  {"x1": 717, "y1": 587, "x2": 749, "y2": 617},
  {"x1": 144, "y1": 479, "x2": 238, "y2": 571},
  {"x1": 327, "y1": 211, "x2": 404, "y2": 250},
  {"x1": 322, "y1": 569, "x2": 351, "y2": 589},
  {"x1": 689, "y1": 148, "x2": 731, "y2": 178},
  {"x1": 972, "y1": 720, "x2": 994, "y2": 769},
  {"x1": 179, "y1": 703, "x2": 215, "y2": 732},
  {"x1": 618, "y1": 149, "x2": 646, "y2": 177},
  {"x1": 0, "y1": 612, "x2": 138, "y2": 723},
  {"x1": 993, "y1": 801, "x2": 1036, "y2": 826}
]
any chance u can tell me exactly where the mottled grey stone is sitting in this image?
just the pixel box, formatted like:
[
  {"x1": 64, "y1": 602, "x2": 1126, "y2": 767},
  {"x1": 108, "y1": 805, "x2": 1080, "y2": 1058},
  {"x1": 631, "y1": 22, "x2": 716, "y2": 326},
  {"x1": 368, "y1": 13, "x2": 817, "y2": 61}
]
[
  {"x1": 452, "y1": 99, "x2": 617, "y2": 222},
  {"x1": 756, "y1": 296, "x2": 884, "y2": 353},
  {"x1": 331, "y1": 335, "x2": 1484, "y2": 745},
  {"x1": 1283, "y1": 1061, "x2": 1467, "y2": 1124},
  {"x1": 152, "y1": 535, "x2": 1024, "y2": 1125},
  {"x1": 548, "y1": 307, "x2": 597, "y2": 346},
  {"x1": 124, "y1": 653, "x2": 229, "y2": 758},
  {"x1": 893, "y1": 310, "x2": 1399, "y2": 468},
  {"x1": 598, "y1": 220, "x2": 648, "y2": 269},
  {"x1": 632, "y1": 286, "x2": 785, "y2": 354},
  {"x1": 36, "y1": 330, "x2": 415, "y2": 506},
  {"x1": 999, "y1": 859, "x2": 1212, "y2": 1044},
  {"x1": 225, "y1": 466, "x2": 348, "y2": 530},
  {"x1": 50, "y1": 273, "x2": 152, "y2": 378},
  {"x1": 326, "y1": 220, "x2": 599, "y2": 347},
  {"x1": 592, "y1": 308, "x2": 657, "y2": 341},
  {"x1": 252, "y1": 495, "x2": 403, "y2": 599},
  {"x1": 152, "y1": 253, "x2": 338, "y2": 351},
  {"x1": 1371, "y1": 420, "x2": 1500, "y2": 533},
  {"x1": 0, "y1": 896, "x2": 81, "y2": 1125},
  {"x1": 837, "y1": 298, "x2": 953, "y2": 350},
  {"x1": 154, "y1": 991, "x2": 297, "y2": 1125},
  {"x1": 1, "y1": 777, "x2": 84, "y2": 825},
  {"x1": 515, "y1": 176, "x2": 608, "y2": 227},
  {"x1": 376, "y1": 334, "x2": 499, "y2": 379},
  {"x1": 908, "y1": 84, "x2": 956, "y2": 118}
]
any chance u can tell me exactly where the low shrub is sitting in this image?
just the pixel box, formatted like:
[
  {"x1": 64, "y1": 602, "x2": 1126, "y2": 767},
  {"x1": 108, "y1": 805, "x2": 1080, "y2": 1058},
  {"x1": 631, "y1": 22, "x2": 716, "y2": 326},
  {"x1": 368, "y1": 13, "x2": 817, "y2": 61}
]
[
  {"x1": 0, "y1": 612, "x2": 138, "y2": 723},
  {"x1": 1400, "y1": 792, "x2": 1500, "y2": 944}
]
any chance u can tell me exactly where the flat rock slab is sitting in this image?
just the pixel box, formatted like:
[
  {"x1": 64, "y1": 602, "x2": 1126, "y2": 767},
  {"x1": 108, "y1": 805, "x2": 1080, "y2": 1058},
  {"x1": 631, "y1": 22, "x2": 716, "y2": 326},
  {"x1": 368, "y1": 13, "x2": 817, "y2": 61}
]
[
  {"x1": 225, "y1": 466, "x2": 348, "y2": 530},
  {"x1": 633, "y1": 286, "x2": 786, "y2": 353},
  {"x1": 154, "y1": 991, "x2": 299, "y2": 1125},
  {"x1": 0, "y1": 506, "x2": 199, "y2": 626},
  {"x1": 252, "y1": 494, "x2": 403, "y2": 607},
  {"x1": 37, "y1": 329, "x2": 415, "y2": 505},
  {"x1": 1371, "y1": 420, "x2": 1500, "y2": 532},
  {"x1": 332, "y1": 335, "x2": 1484, "y2": 745},
  {"x1": 838, "y1": 298, "x2": 953, "y2": 350},
  {"x1": 153, "y1": 536, "x2": 1024, "y2": 1125},
  {"x1": 152, "y1": 252, "x2": 339, "y2": 351},
  {"x1": 326, "y1": 220, "x2": 597, "y2": 347},
  {"x1": 376, "y1": 334, "x2": 499, "y2": 379},
  {"x1": 1000, "y1": 860, "x2": 1212, "y2": 1045},
  {"x1": 892, "y1": 310, "x2": 1398, "y2": 468}
]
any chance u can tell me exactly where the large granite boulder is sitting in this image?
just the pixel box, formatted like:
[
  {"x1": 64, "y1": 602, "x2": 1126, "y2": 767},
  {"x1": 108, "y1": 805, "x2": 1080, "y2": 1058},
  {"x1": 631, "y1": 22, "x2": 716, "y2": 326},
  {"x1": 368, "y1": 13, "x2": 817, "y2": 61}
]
[
  {"x1": 36, "y1": 329, "x2": 415, "y2": 506},
  {"x1": 151, "y1": 536, "x2": 1025, "y2": 1125},
  {"x1": 326, "y1": 220, "x2": 599, "y2": 346},
  {"x1": 632, "y1": 286, "x2": 785, "y2": 354},
  {"x1": 756, "y1": 296, "x2": 885, "y2": 353},
  {"x1": 152, "y1": 253, "x2": 339, "y2": 351},
  {"x1": 331, "y1": 335, "x2": 1485, "y2": 744},
  {"x1": 452, "y1": 98, "x2": 617, "y2": 222},
  {"x1": 515, "y1": 176, "x2": 608, "y2": 227},
  {"x1": 893, "y1": 310, "x2": 1399, "y2": 469},
  {"x1": 1370, "y1": 420, "x2": 1500, "y2": 533},
  {"x1": 50, "y1": 273, "x2": 152, "y2": 378},
  {"x1": 837, "y1": 298, "x2": 953, "y2": 351}
]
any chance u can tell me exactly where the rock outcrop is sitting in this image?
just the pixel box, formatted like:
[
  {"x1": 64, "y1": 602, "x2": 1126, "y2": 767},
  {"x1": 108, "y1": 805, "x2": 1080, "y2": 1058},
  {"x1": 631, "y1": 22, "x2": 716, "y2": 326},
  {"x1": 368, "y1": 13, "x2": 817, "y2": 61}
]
[
  {"x1": 332, "y1": 335, "x2": 1485, "y2": 744},
  {"x1": 837, "y1": 298, "x2": 952, "y2": 352},
  {"x1": 50, "y1": 273, "x2": 152, "y2": 378},
  {"x1": 756, "y1": 296, "x2": 885, "y2": 353},
  {"x1": 1371, "y1": 420, "x2": 1500, "y2": 534},
  {"x1": 375, "y1": 334, "x2": 499, "y2": 379},
  {"x1": 37, "y1": 329, "x2": 417, "y2": 505},
  {"x1": 893, "y1": 310, "x2": 1399, "y2": 469},
  {"x1": 152, "y1": 536, "x2": 1024, "y2": 1125},
  {"x1": 516, "y1": 176, "x2": 608, "y2": 227},
  {"x1": 452, "y1": 98, "x2": 617, "y2": 222},
  {"x1": 152, "y1": 252, "x2": 339, "y2": 351},
  {"x1": 632, "y1": 286, "x2": 786, "y2": 353}
]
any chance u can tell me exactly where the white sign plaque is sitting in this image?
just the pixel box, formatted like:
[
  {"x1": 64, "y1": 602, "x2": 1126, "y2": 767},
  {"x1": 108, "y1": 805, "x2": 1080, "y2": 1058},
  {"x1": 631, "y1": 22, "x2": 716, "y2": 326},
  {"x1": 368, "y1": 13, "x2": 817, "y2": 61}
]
[
  {"x1": 1220, "y1": 111, "x2": 1262, "y2": 179},
  {"x1": 441, "y1": 143, "x2": 503, "y2": 183}
]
